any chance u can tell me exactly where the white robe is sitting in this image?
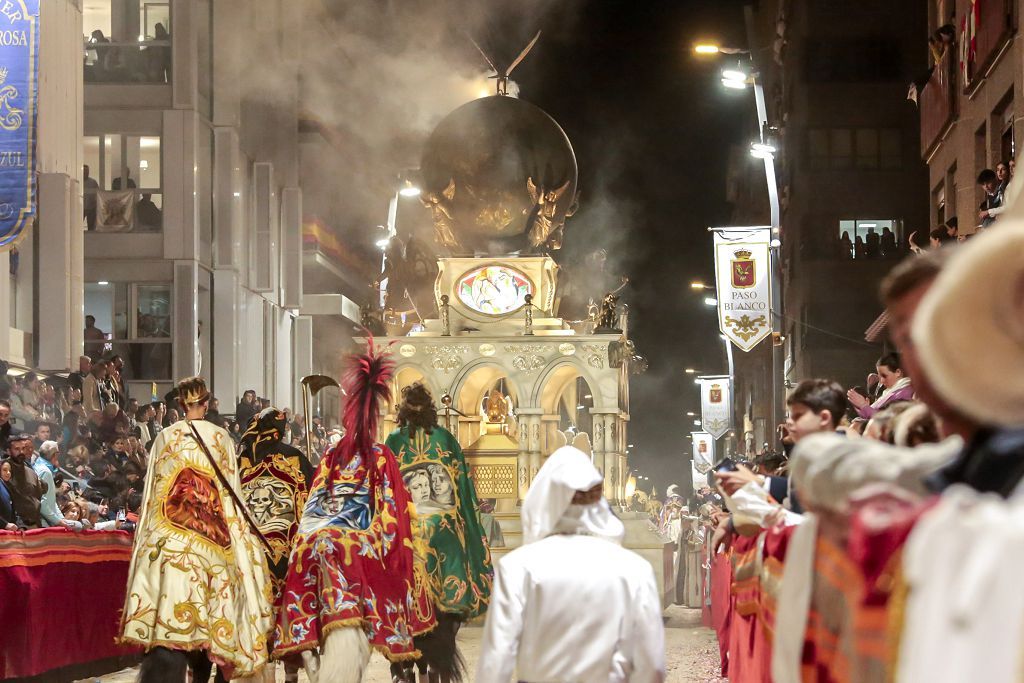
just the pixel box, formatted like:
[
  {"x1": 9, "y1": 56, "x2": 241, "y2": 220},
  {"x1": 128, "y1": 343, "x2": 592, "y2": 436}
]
[{"x1": 477, "y1": 446, "x2": 666, "y2": 683}]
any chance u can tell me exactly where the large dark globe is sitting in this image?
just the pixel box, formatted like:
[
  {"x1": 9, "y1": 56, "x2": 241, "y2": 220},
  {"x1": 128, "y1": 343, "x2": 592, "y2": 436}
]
[{"x1": 420, "y1": 95, "x2": 578, "y2": 254}]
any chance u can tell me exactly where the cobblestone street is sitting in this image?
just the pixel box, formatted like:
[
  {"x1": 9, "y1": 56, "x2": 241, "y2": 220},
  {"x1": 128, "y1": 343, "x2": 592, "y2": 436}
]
[{"x1": 89, "y1": 606, "x2": 722, "y2": 683}]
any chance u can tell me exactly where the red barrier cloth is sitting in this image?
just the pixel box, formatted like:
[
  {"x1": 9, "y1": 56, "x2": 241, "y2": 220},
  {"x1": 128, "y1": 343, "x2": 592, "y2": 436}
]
[
  {"x1": 0, "y1": 528, "x2": 140, "y2": 679},
  {"x1": 711, "y1": 550, "x2": 733, "y2": 676},
  {"x1": 728, "y1": 534, "x2": 769, "y2": 682}
]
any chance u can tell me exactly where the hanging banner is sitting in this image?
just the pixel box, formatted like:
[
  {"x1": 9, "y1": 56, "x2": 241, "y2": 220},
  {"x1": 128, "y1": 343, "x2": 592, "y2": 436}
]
[
  {"x1": 691, "y1": 431, "x2": 715, "y2": 474},
  {"x1": 699, "y1": 375, "x2": 732, "y2": 439},
  {"x1": 96, "y1": 190, "x2": 136, "y2": 232},
  {"x1": 691, "y1": 463, "x2": 707, "y2": 492},
  {"x1": 0, "y1": 0, "x2": 39, "y2": 250},
  {"x1": 713, "y1": 227, "x2": 772, "y2": 351}
]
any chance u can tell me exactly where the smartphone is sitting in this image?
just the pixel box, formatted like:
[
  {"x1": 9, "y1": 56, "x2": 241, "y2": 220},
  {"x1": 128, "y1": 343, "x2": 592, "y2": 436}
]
[{"x1": 713, "y1": 458, "x2": 738, "y2": 474}]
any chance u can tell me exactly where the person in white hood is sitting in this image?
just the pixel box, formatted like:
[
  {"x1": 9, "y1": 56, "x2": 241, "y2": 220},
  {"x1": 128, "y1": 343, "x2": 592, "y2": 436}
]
[{"x1": 476, "y1": 446, "x2": 666, "y2": 683}]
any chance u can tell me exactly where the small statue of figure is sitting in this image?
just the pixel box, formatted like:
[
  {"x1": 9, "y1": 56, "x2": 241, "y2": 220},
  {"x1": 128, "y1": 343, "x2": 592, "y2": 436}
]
[
  {"x1": 483, "y1": 389, "x2": 510, "y2": 424},
  {"x1": 596, "y1": 292, "x2": 621, "y2": 333},
  {"x1": 526, "y1": 177, "x2": 571, "y2": 248},
  {"x1": 421, "y1": 178, "x2": 460, "y2": 249}
]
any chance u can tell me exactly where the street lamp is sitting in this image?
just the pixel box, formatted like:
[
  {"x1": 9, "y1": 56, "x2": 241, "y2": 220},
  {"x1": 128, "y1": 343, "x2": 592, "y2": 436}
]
[
  {"x1": 721, "y1": 68, "x2": 750, "y2": 89},
  {"x1": 684, "y1": 368, "x2": 700, "y2": 374},
  {"x1": 686, "y1": 411, "x2": 696, "y2": 416},
  {"x1": 750, "y1": 141, "x2": 777, "y2": 159},
  {"x1": 703, "y1": 296, "x2": 718, "y2": 307},
  {"x1": 398, "y1": 179, "x2": 421, "y2": 198},
  {"x1": 693, "y1": 43, "x2": 749, "y2": 56},
  {"x1": 690, "y1": 280, "x2": 713, "y2": 290}
]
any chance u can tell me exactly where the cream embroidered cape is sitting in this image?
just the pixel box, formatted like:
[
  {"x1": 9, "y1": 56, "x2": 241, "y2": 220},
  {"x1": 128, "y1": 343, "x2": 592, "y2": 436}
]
[{"x1": 120, "y1": 419, "x2": 274, "y2": 677}]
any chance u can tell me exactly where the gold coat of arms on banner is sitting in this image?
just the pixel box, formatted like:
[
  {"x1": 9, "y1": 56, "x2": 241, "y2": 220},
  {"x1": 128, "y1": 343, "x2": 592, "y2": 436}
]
[{"x1": 731, "y1": 249, "x2": 755, "y2": 289}]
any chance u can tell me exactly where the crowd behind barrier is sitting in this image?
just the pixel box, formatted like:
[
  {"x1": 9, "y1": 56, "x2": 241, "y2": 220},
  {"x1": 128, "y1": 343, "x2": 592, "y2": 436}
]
[{"x1": 680, "y1": 196, "x2": 1024, "y2": 682}]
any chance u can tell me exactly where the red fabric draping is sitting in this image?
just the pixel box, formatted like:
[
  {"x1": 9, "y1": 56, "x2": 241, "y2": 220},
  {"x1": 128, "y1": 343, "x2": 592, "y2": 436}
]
[
  {"x1": 0, "y1": 528, "x2": 140, "y2": 679},
  {"x1": 727, "y1": 534, "x2": 770, "y2": 682},
  {"x1": 711, "y1": 550, "x2": 734, "y2": 677}
]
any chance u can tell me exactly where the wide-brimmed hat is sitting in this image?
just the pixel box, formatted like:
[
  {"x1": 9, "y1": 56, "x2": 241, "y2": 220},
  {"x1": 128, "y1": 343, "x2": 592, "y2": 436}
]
[{"x1": 912, "y1": 223, "x2": 1024, "y2": 427}]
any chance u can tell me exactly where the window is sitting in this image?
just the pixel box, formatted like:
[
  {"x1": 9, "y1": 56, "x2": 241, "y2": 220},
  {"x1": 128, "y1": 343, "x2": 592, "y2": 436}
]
[
  {"x1": 837, "y1": 219, "x2": 905, "y2": 259},
  {"x1": 85, "y1": 281, "x2": 172, "y2": 381},
  {"x1": 830, "y1": 129, "x2": 852, "y2": 169},
  {"x1": 807, "y1": 128, "x2": 902, "y2": 170},
  {"x1": 804, "y1": 38, "x2": 901, "y2": 82},
  {"x1": 1001, "y1": 106, "x2": 1015, "y2": 165},
  {"x1": 83, "y1": 134, "x2": 163, "y2": 232},
  {"x1": 83, "y1": 1, "x2": 171, "y2": 84},
  {"x1": 880, "y1": 129, "x2": 902, "y2": 168},
  {"x1": 808, "y1": 129, "x2": 829, "y2": 170}
]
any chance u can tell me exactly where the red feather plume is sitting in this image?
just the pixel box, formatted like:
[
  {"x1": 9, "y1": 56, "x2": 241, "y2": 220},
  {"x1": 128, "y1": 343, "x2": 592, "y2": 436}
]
[{"x1": 326, "y1": 336, "x2": 395, "y2": 480}]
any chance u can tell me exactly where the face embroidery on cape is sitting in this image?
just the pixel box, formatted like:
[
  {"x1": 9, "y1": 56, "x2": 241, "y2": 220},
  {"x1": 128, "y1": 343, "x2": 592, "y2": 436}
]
[{"x1": 162, "y1": 466, "x2": 233, "y2": 548}]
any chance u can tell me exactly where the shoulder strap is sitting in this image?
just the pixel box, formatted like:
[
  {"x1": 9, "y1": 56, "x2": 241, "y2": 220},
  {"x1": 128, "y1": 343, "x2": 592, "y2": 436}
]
[{"x1": 186, "y1": 420, "x2": 274, "y2": 556}]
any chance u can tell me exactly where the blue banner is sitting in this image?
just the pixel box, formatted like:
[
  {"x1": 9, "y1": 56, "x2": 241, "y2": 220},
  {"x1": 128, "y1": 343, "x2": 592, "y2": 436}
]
[{"x1": 0, "y1": 0, "x2": 37, "y2": 250}]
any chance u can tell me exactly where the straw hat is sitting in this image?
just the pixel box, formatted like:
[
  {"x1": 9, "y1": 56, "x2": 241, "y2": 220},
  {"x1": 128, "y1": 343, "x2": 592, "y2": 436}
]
[{"x1": 912, "y1": 223, "x2": 1024, "y2": 427}]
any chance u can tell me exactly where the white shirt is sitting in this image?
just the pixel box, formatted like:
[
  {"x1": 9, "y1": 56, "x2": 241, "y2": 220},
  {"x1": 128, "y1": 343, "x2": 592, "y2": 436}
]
[{"x1": 477, "y1": 532, "x2": 666, "y2": 683}]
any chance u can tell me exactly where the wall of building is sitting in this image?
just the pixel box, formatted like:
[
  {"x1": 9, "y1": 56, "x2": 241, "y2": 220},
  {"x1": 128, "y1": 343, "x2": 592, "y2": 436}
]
[
  {"x1": 0, "y1": 0, "x2": 85, "y2": 370},
  {"x1": 923, "y1": 0, "x2": 1022, "y2": 236},
  {"x1": 753, "y1": 0, "x2": 931, "y2": 390}
]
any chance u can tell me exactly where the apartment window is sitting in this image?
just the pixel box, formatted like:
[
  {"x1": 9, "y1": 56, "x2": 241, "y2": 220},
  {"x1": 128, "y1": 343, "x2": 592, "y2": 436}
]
[
  {"x1": 838, "y1": 219, "x2": 905, "y2": 259},
  {"x1": 83, "y1": 133, "x2": 163, "y2": 232},
  {"x1": 85, "y1": 282, "x2": 172, "y2": 382},
  {"x1": 804, "y1": 38, "x2": 901, "y2": 82},
  {"x1": 807, "y1": 128, "x2": 902, "y2": 170},
  {"x1": 84, "y1": 1, "x2": 171, "y2": 84},
  {"x1": 1001, "y1": 106, "x2": 1015, "y2": 165}
]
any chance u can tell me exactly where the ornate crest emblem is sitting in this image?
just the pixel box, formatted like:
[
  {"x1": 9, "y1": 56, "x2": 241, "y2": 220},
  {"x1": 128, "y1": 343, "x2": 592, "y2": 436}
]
[
  {"x1": 698, "y1": 441, "x2": 708, "y2": 454},
  {"x1": 709, "y1": 383, "x2": 723, "y2": 403},
  {"x1": 731, "y1": 249, "x2": 755, "y2": 289}
]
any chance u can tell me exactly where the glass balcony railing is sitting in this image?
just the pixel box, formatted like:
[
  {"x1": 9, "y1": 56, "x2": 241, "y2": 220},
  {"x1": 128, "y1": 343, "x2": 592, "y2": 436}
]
[{"x1": 83, "y1": 40, "x2": 171, "y2": 84}]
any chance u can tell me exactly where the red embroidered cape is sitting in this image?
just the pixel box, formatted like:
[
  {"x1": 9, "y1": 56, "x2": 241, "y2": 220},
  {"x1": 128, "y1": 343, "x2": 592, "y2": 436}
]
[{"x1": 272, "y1": 443, "x2": 436, "y2": 661}]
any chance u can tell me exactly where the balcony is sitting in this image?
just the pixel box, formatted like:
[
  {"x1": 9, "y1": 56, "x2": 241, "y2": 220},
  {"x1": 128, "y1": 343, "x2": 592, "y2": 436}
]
[
  {"x1": 920, "y1": 50, "x2": 956, "y2": 158},
  {"x1": 84, "y1": 40, "x2": 170, "y2": 84},
  {"x1": 965, "y1": 0, "x2": 1016, "y2": 89}
]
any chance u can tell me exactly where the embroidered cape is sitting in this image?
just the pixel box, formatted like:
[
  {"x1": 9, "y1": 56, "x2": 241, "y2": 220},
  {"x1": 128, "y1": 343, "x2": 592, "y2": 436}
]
[
  {"x1": 272, "y1": 443, "x2": 436, "y2": 661},
  {"x1": 385, "y1": 425, "x2": 493, "y2": 618},
  {"x1": 120, "y1": 419, "x2": 274, "y2": 678},
  {"x1": 239, "y1": 408, "x2": 315, "y2": 607}
]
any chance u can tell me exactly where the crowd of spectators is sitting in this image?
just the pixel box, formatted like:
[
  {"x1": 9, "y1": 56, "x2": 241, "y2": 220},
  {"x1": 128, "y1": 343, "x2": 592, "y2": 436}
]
[
  {"x1": 84, "y1": 25, "x2": 171, "y2": 84},
  {"x1": 692, "y1": 193, "x2": 1024, "y2": 680},
  {"x1": 0, "y1": 359, "x2": 338, "y2": 533}
]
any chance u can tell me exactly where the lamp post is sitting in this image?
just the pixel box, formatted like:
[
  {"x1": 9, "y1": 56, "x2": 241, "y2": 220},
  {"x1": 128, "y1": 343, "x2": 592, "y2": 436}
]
[{"x1": 694, "y1": 13, "x2": 785, "y2": 439}]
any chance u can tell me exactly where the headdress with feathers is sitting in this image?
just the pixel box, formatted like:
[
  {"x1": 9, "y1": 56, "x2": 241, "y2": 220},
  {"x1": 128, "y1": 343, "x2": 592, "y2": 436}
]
[{"x1": 324, "y1": 337, "x2": 394, "y2": 491}]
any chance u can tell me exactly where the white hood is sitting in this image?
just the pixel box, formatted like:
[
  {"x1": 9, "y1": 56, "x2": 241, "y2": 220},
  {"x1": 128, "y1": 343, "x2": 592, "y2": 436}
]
[{"x1": 521, "y1": 446, "x2": 625, "y2": 545}]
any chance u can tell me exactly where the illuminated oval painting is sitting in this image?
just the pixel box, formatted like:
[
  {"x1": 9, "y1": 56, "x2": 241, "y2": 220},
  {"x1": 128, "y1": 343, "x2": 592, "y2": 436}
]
[{"x1": 456, "y1": 265, "x2": 533, "y2": 316}]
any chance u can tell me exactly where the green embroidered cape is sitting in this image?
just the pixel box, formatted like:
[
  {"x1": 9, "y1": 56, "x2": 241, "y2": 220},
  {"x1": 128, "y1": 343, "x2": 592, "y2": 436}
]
[{"x1": 385, "y1": 425, "x2": 493, "y2": 619}]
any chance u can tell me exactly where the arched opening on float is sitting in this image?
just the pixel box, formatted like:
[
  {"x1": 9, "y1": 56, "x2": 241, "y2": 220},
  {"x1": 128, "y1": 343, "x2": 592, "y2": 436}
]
[
  {"x1": 454, "y1": 364, "x2": 520, "y2": 444},
  {"x1": 538, "y1": 362, "x2": 597, "y2": 456}
]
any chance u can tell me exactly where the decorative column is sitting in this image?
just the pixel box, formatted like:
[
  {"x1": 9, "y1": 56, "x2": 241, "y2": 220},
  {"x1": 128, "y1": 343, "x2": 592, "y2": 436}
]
[
  {"x1": 517, "y1": 409, "x2": 542, "y2": 501},
  {"x1": 527, "y1": 414, "x2": 543, "y2": 488},
  {"x1": 592, "y1": 411, "x2": 606, "y2": 474},
  {"x1": 602, "y1": 414, "x2": 621, "y2": 506}
]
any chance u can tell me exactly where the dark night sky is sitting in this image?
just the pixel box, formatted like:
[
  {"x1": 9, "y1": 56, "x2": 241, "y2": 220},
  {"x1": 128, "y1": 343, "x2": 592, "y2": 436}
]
[{"x1": 507, "y1": 1, "x2": 752, "y2": 490}]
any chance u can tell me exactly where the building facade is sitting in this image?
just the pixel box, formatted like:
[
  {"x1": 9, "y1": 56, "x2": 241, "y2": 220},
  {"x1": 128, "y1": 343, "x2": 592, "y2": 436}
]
[
  {"x1": 0, "y1": 0, "x2": 369, "y2": 418},
  {"x1": 748, "y1": 0, "x2": 931, "y2": 392},
  {"x1": 919, "y1": 0, "x2": 1018, "y2": 234}
]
